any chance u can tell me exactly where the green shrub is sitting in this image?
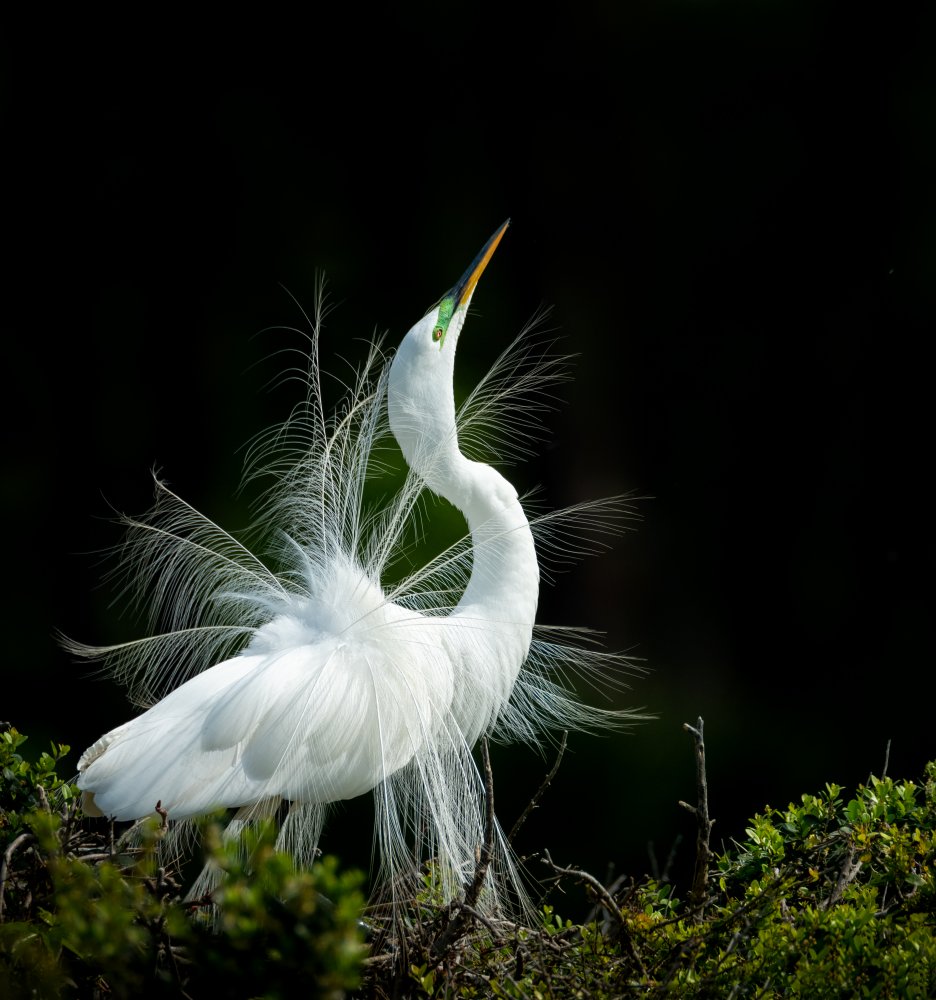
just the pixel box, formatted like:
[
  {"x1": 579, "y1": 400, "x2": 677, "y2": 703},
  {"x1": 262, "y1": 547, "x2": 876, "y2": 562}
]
[
  {"x1": 0, "y1": 726, "x2": 366, "y2": 999},
  {"x1": 3, "y1": 724, "x2": 934, "y2": 998}
]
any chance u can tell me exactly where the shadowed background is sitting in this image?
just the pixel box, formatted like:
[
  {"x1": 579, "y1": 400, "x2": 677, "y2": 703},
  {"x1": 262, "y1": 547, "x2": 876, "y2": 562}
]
[{"x1": 4, "y1": 3, "x2": 933, "y2": 900}]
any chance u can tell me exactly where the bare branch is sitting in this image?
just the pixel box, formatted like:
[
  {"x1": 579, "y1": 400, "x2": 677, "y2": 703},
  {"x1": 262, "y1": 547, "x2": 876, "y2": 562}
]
[
  {"x1": 464, "y1": 737, "x2": 496, "y2": 914},
  {"x1": 679, "y1": 716, "x2": 715, "y2": 920},
  {"x1": 824, "y1": 844, "x2": 862, "y2": 909},
  {"x1": 542, "y1": 851, "x2": 647, "y2": 977},
  {"x1": 0, "y1": 832, "x2": 35, "y2": 922},
  {"x1": 509, "y1": 731, "x2": 568, "y2": 844},
  {"x1": 542, "y1": 851, "x2": 622, "y2": 928}
]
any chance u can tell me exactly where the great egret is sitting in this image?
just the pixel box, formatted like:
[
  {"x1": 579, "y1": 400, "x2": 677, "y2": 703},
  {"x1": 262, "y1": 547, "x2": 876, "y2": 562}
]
[{"x1": 72, "y1": 221, "x2": 640, "y2": 912}]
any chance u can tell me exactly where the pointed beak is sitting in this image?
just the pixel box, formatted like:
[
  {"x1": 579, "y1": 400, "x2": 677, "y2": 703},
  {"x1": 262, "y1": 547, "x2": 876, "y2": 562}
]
[{"x1": 453, "y1": 219, "x2": 510, "y2": 309}]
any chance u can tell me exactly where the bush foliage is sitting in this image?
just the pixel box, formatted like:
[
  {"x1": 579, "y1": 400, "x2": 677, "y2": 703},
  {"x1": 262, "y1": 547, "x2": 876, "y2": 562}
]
[{"x1": 1, "y1": 723, "x2": 933, "y2": 998}]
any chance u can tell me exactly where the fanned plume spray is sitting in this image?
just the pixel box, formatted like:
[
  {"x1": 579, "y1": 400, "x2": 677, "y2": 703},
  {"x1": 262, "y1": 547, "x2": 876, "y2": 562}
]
[{"x1": 67, "y1": 223, "x2": 644, "y2": 916}]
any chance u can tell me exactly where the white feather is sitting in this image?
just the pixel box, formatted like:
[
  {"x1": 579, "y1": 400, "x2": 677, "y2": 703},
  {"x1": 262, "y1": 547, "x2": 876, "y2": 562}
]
[{"x1": 69, "y1": 225, "x2": 644, "y2": 914}]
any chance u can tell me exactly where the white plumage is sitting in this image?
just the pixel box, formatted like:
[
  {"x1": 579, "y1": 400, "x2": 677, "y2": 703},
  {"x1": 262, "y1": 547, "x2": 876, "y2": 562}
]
[{"x1": 73, "y1": 221, "x2": 640, "y2": 911}]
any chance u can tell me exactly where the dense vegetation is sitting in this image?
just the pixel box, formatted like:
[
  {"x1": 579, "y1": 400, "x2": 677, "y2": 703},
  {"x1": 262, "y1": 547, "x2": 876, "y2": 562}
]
[{"x1": 1, "y1": 722, "x2": 933, "y2": 998}]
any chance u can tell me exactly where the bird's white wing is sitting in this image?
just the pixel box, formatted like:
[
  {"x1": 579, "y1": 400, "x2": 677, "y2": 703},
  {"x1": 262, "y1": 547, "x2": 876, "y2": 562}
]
[{"x1": 79, "y1": 609, "x2": 456, "y2": 821}]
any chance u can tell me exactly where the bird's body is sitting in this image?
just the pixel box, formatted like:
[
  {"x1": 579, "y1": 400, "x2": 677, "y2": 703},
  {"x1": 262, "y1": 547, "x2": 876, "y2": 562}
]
[{"x1": 74, "y1": 222, "x2": 638, "y2": 910}]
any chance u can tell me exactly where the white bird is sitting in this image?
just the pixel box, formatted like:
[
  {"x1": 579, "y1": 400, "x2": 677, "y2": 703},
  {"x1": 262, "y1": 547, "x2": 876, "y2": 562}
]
[{"x1": 72, "y1": 221, "x2": 640, "y2": 912}]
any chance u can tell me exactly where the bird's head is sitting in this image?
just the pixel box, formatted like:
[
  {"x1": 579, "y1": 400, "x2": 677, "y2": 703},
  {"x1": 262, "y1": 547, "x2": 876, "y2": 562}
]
[{"x1": 388, "y1": 221, "x2": 509, "y2": 485}]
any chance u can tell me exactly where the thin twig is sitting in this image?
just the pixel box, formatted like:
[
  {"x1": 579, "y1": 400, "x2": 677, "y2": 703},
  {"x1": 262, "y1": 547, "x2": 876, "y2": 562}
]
[
  {"x1": 0, "y1": 832, "x2": 35, "y2": 922},
  {"x1": 508, "y1": 731, "x2": 568, "y2": 844},
  {"x1": 678, "y1": 717, "x2": 715, "y2": 920},
  {"x1": 543, "y1": 852, "x2": 622, "y2": 928},
  {"x1": 824, "y1": 844, "x2": 862, "y2": 909},
  {"x1": 660, "y1": 833, "x2": 683, "y2": 883},
  {"x1": 61, "y1": 793, "x2": 81, "y2": 849},
  {"x1": 542, "y1": 851, "x2": 647, "y2": 977},
  {"x1": 464, "y1": 738, "x2": 496, "y2": 913},
  {"x1": 457, "y1": 903, "x2": 502, "y2": 941},
  {"x1": 648, "y1": 833, "x2": 683, "y2": 882}
]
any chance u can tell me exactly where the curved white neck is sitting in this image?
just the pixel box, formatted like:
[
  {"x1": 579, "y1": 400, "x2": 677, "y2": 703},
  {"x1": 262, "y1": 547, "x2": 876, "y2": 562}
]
[
  {"x1": 386, "y1": 358, "x2": 539, "y2": 629},
  {"x1": 431, "y1": 452, "x2": 539, "y2": 625},
  {"x1": 415, "y1": 446, "x2": 539, "y2": 742},
  {"x1": 387, "y1": 309, "x2": 539, "y2": 738}
]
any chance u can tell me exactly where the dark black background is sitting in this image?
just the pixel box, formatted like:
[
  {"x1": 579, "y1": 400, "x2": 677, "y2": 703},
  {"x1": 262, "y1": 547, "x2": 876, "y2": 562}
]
[{"x1": 5, "y1": 4, "x2": 933, "y2": 899}]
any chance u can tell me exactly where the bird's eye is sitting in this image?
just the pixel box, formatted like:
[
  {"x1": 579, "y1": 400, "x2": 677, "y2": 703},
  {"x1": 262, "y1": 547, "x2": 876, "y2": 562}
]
[{"x1": 432, "y1": 327, "x2": 443, "y2": 342}]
